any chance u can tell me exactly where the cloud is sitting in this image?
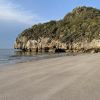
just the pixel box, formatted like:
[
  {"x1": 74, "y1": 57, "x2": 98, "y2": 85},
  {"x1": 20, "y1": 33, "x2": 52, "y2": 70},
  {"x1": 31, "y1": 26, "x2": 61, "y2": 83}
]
[{"x1": 0, "y1": 0, "x2": 44, "y2": 25}]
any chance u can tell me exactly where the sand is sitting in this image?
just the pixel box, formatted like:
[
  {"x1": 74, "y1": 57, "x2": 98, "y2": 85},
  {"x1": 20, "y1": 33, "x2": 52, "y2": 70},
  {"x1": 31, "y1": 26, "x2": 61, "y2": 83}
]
[{"x1": 0, "y1": 53, "x2": 100, "y2": 100}]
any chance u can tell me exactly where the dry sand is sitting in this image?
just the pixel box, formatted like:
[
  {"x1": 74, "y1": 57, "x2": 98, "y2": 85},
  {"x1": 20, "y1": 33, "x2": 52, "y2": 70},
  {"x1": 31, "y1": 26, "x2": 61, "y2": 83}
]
[{"x1": 0, "y1": 53, "x2": 100, "y2": 100}]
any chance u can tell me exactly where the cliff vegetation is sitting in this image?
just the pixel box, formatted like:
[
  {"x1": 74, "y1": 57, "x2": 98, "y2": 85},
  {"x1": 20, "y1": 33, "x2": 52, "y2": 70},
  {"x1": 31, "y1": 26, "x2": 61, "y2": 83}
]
[{"x1": 14, "y1": 6, "x2": 100, "y2": 53}]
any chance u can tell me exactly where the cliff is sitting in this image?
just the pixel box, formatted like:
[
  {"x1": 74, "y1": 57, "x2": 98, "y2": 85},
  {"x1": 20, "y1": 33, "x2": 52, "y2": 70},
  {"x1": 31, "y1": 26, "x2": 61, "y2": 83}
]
[{"x1": 14, "y1": 6, "x2": 100, "y2": 53}]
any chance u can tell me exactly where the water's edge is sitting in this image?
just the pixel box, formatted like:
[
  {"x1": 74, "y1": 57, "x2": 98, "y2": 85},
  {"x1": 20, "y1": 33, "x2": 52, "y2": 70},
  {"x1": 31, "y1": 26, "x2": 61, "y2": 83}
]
[{"x1": 0, "y1": 49, "x2": 74, "y2": 67}]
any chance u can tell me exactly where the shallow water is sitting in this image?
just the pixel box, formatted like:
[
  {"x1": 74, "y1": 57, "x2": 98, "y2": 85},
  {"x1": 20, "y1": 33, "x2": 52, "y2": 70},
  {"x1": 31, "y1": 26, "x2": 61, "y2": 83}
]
[{"x1": 0, "y1": 49, "x2": 68, "y2": 66}]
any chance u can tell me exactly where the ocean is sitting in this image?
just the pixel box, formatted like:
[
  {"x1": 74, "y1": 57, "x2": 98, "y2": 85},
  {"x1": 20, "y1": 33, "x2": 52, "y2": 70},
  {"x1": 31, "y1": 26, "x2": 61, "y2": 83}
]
[{"x1": 0, "y1": 49, "x2": 68, "y2": 66}]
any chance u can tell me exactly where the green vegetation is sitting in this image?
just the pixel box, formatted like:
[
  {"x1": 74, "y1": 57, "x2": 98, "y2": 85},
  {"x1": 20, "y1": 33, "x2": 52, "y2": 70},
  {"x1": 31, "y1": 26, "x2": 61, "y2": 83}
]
[{"x1": 17, "y1": 6, "x2": 100, "y2": 45}]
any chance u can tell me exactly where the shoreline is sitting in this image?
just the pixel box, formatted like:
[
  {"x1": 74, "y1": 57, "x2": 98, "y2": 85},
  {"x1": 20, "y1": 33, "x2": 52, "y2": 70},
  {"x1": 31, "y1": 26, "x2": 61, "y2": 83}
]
[
  {"x1": 0, "y1": 52, "x2": 75, "y2": 68},
  {"x1": 0, "y1": 52, "x2": 96, "y2": 70}
]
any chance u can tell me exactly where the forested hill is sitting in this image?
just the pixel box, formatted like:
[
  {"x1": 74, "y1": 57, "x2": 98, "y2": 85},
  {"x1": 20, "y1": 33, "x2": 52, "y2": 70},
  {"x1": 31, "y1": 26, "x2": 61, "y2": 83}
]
[{"x1": 14, "y1": 6, "x2": 100, "y2": 53}]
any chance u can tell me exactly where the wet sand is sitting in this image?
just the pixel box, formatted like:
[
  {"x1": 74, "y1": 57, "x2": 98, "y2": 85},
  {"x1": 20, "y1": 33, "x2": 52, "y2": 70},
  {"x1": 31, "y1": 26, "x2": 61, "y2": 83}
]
[{"x1": 0, "y1": 53, "x2": 100, "y2": 100}]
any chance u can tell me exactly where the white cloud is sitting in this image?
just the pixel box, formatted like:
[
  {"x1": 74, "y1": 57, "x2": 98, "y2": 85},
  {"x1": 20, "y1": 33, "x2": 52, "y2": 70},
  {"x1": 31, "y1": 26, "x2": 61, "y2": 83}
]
[{"x1": 0, "y1": 0, "x2": 44, "y2": 25}]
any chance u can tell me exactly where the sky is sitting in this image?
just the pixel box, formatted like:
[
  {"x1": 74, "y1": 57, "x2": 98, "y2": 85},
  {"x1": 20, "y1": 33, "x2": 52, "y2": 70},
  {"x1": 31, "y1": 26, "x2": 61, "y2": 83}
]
[{"x1": 0, "y1": 0, "x2": 99, "y2": 48}]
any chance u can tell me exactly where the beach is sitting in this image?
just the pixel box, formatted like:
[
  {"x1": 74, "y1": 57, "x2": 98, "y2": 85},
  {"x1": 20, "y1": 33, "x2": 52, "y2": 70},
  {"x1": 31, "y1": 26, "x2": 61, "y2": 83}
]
[{"x1": 0, "y1": 53, "x2": 100, "y2": 100}]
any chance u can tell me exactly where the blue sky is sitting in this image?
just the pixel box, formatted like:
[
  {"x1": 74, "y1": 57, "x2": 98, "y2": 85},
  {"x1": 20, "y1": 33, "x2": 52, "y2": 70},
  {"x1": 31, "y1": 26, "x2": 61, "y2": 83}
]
[{"x1": 0, "y1": 0, "x2": 99, "y2": 48}]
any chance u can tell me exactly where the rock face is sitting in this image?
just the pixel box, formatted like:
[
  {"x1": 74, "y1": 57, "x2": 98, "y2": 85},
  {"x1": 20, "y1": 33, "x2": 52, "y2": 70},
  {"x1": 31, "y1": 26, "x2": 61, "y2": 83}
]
[
  {"x1": 14, "y1": 6, "x2": 100, "y2": 53},
  {"x1": 14, "y1": 39, "x2": 100, "y2": 53},
  {"x1": 14, "y1": 37, "x2": 67, "y2": 52}
]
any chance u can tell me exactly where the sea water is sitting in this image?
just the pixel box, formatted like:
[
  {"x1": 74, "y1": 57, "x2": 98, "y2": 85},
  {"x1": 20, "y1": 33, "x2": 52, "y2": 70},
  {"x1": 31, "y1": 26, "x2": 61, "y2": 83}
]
[{"x1": 0, "y1": 49, "x2": 68, "y2": 66}]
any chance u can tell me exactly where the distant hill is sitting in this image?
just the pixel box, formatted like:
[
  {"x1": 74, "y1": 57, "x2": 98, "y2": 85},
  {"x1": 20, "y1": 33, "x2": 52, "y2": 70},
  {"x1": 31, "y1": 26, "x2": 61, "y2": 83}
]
[{"x1": 14, "y1": 6, "x2": 100, "y2": 53}]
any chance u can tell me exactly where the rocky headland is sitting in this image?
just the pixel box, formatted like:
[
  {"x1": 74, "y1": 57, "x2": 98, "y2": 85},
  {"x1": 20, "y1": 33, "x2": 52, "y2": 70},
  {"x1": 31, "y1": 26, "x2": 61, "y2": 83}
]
[{"x1": 14, "y1": 6, "x2": 100, "y2": 53}]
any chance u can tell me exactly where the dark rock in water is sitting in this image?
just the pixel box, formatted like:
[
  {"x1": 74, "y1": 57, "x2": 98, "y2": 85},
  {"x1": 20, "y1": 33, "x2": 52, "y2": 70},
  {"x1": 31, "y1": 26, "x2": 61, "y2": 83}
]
[
  {"x1": 14, "y1": 6, "x2": 100, "y2": 53},
  {"x1": 55, "y1": 49, "x2": 66, "y2": 53},
  {"x1": 44, "y1": 47, "x2": 49, "y2": 52}
]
